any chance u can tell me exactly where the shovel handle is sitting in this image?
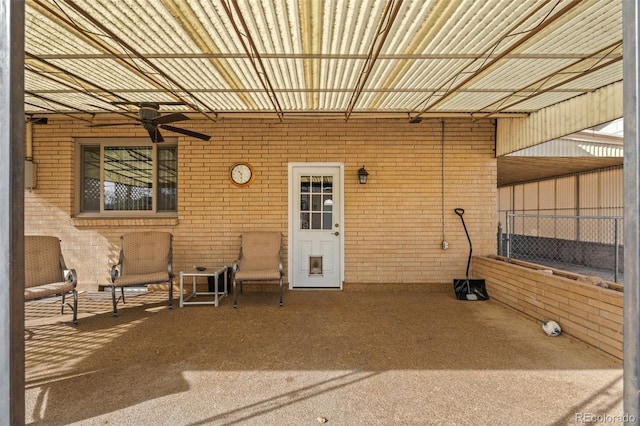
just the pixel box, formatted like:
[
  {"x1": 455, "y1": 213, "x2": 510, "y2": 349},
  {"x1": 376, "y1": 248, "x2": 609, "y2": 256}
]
[{"x1": 454, "y1": 208, "x2": 465, "y2": 217}]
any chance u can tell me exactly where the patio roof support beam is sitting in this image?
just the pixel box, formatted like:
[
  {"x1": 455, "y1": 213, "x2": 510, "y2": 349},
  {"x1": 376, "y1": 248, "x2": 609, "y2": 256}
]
[
  {"x1": 0, "y1": 0, "x2": 25, "y2": 424},
  {"x1": 624, "y1": 0, "x2": 640, "y2": 420},
  {"x1": 344, "y1": 0, "x2": 403, "y2": 121},
  {"x1": 221, "y1": 0, "x2": 285, "y2": 122}
]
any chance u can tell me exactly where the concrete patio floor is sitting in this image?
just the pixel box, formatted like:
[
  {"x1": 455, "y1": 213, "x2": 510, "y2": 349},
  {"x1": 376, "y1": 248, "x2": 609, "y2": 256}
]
[{"x1": 24, "y1": 286, "x2": 624, "y2": 425}]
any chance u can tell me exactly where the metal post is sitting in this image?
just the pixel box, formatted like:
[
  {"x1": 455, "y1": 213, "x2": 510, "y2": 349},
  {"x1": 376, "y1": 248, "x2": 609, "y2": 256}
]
[
  {"x1": 497, "y1": 222, "x2": 503, "y2": 256},
  {"x1": 615, "y1": 218, "x2": 620, "y2": 284},
  {"x1": 506, "y1": 211, "x2": 511, "y2": 259},
  {"x1": 623, "y1": 0, "x2": 640, "y2": 420},
  {"x1": 0, "y1": 0, "x2": 25, "y2": 424}
]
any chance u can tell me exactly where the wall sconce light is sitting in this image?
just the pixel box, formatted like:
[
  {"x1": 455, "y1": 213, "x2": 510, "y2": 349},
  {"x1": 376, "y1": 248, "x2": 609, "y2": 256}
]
[{"x1": 358, "y1": 166, "x2": 369, "y2": 184}]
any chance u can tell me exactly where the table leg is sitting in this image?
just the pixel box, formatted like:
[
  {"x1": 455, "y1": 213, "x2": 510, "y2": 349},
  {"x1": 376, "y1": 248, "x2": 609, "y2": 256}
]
[
  {"x1": 179, "y1": 271, "x2": 184, "y2": 308},
  {"x1": 214, "y1": 273, "x2": 219, "y2": 307}
]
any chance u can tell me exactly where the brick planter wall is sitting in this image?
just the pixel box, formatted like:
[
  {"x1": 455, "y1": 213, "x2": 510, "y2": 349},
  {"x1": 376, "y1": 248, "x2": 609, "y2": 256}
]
[{"x1": 473, "y1": 255, "x2": 623, "y2": 360}]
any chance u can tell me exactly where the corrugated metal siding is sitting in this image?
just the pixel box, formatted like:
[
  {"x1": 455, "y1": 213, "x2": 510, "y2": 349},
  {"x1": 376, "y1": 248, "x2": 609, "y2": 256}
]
[
  {"x1": 600, "y1": 168, "x2": 624, "y2": 216},
  {"x1": 498, "y1": 186, "x2": 512, "y2": 226},
  {"x1": 538, "y1": 180, "x2": 555, "y2": 238},
  {"x1": 512, "y1": 184, "x2": 524, "y2": 234},
  {"x1": 499, "y1": 167, "x2": 622, "y2": 244},
  {"x1": 523, "y1": 182, "x2": 539, "y2": 235},
  {"x1": 496, "y1": 82, "x2": 623, "y2": 156},
  {"x1": 555, "y1": 176, "x2": 577, "y2": 212},
  {"x1": 579, "y1": 173, "x2": 599, "y2": 212}
]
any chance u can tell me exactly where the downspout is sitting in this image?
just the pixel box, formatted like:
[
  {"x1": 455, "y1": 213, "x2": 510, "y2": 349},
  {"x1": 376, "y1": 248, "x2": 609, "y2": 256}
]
[
  {"x1": 441, "y1": 120, "x2": 448, "y2": 250},
  {"x1": 25, "y1": 121, "x2": 32, "y2": 161},
  {"x1": 25, "y1": 121, "x2": 36, "y2": 191}
]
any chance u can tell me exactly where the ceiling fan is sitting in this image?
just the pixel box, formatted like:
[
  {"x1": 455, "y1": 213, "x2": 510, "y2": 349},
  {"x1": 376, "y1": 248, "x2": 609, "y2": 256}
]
[{"x1": 88, "y1": 102, "x2": 211, "y2": 143}]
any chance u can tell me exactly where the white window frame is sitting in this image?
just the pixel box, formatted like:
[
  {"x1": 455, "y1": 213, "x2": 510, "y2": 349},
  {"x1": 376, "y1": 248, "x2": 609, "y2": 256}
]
[{"x1": 74, "y1": 137, "x2": 178, "y2": 217}]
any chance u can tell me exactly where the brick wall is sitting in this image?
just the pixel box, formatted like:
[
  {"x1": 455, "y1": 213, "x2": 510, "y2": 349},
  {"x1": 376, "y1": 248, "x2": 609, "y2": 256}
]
[
  {"x1": 473, "y1": 255, "x2": 623, "y2": 360},
  {"x1": 24, "y1": 117, "x2": 497, "y2": 291}
]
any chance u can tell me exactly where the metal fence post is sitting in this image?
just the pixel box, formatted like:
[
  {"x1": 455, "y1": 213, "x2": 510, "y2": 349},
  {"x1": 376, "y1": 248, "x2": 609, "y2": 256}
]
[
  {"x1": 506, "y1": 211, "x2": 511, "y2": 259},
  {"x1": 497, "y1": 222, "x2": 503, "y2": 256}
]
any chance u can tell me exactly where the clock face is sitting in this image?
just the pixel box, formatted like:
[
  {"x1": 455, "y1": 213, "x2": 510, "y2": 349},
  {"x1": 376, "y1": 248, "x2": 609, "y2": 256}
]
[{"x1": 230, "y1": 163, "x2": 253, "y2": 186}]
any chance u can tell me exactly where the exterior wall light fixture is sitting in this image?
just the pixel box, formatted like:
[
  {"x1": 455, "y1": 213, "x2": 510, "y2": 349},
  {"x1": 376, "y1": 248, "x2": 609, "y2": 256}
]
[{"x1": 358, "y1": 166, "x2": 369, "y2": 184}]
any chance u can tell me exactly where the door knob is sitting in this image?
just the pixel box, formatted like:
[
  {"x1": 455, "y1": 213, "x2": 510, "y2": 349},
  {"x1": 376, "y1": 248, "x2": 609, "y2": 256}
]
[{"x1": 333, "y1": 231, "x2": 340, "y2": 236}]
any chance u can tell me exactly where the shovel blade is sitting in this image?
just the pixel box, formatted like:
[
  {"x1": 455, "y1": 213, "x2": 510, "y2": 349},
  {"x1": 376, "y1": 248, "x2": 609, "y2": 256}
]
[{"x1": 453, "y1": 279, "x2": 489, "y2": 301}]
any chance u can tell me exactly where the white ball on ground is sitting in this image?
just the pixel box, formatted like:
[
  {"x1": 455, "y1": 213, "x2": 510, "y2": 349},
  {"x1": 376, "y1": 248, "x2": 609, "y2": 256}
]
[{"x1": 542, "y1": 320, "x2": 561, "y2": 336}]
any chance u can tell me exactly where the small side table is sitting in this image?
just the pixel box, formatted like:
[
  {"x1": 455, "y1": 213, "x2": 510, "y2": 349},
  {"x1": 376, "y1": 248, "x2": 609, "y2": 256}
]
[{"x1": 179, "y1": 266, "x2": 228, "y2": 307}]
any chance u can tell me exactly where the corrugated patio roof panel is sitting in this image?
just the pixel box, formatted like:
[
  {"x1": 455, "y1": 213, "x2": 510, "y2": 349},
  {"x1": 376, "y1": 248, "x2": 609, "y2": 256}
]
[
  {"x1": 505, "y1": 91, "x2": 586, "y2": 112},
  {"x1": 22, "y1": 0, "x2": 624, "y2": 118},
  {"x1": 435, "y1": 91, "x2": 519, "y2": 114},
  {"x1": 516, "y1": 0, "x2": 622, "y2": 56},
  {"x1": 559, "y1": 62, "x2": 624, "y2": 91}
]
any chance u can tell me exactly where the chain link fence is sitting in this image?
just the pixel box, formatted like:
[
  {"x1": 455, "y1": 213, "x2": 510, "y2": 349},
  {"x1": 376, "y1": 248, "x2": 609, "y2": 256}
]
[{"x1": 498, "y1": 210, "x2": 624, "y2": 283}]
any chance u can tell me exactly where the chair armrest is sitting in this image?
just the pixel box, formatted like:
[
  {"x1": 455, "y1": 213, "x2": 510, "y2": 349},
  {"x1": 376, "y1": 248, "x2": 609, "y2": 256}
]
[
  {"x1": 110, "y1": 264, "x2": 120, "y2": 283},
  {"x1": 279, "y1": 261, "x2": 283, "y2": 276},
  {"x1": 232, "y1": 261, "x2": 240, "y2": 274},
  {"x1": 64, "y1": 269, "x2": 78, "y2": 287}
]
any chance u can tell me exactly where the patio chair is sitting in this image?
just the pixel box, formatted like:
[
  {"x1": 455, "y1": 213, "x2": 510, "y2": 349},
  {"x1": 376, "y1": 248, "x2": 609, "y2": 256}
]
[
  {"x1": 24, "y1": 235, "x2": 78, "y2": 325},
  {"x1": 232, "y1": 231, "x2": 283, "y2": 308},
  {"x1": 110, "y1": 231, "x2": 174, "y2": 316}
]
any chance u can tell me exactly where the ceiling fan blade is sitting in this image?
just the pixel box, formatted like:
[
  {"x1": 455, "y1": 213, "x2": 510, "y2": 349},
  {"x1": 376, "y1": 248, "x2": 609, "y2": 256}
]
[
  {"x1": 161, "y1": 124, "x2": 211, "y2": 141},
  {"x1": 156, "y1": 112, "x2": 189, "y2": 125},
  {"x1": 147, "y1": 127, "x2": 164, "y2": 143}
]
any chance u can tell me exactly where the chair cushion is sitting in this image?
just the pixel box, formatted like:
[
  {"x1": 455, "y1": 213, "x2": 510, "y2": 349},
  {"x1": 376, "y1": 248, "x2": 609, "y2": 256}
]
[
  {"x1": 25, "y1": 281, "x2": 74, "y2": 300},
  {"x1": 235, "y1": 269, "x2": 281, "y2": 281},
  {"x1": 113, "y1": 271, "x2": 170, "y2": 287},
  {"x1": 25, "y1": 236, "x2": 63, "y2": 288}
]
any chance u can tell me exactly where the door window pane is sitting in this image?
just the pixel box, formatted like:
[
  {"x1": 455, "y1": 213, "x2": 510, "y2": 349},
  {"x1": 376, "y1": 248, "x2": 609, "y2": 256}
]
[
  {"x1": 312, "y1": 194, "x2": 321, "y2": 210},
  {"x1": 312, "y1": 178, "x2": 322, "y2": 193},
  {"x1": 323, "y1": 213, "x2": 332, "y2": 230},
  {"x1": 323, "y1": 176, "x2": 333, "y2": 192},
  {"x1": 300, "y1": 212, "x2": 310, "y2": 229},
  {"x1": 300, "y1": 176, "x2": 310, "y2": 192},
  {"x1": 300, "y1": 194, "x2": 310, "y2": 211}
]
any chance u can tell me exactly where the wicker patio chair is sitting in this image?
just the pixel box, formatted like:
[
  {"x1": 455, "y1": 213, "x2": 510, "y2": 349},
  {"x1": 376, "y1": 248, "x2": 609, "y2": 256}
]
[
  {"x1": 232, "y1": 231, "x2": 283, "y2": 308},
  {"x1": 25, "y1": 235, "x2": 78, "y2": 324},
  {"x1": 110, "y1": 231, "x2": 174, "y2": 316}
]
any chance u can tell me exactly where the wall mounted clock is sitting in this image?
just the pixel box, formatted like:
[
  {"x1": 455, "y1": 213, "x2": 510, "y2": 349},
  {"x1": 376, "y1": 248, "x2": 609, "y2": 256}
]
[{"x1": 230, "y1": 162, "x2": 254, "y2": 186}]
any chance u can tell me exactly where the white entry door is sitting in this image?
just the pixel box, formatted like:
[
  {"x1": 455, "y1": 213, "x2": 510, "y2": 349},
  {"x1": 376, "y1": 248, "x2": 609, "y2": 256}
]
[{"x1": 289, "y1": 163, "x2": 343, "y2": 289}]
